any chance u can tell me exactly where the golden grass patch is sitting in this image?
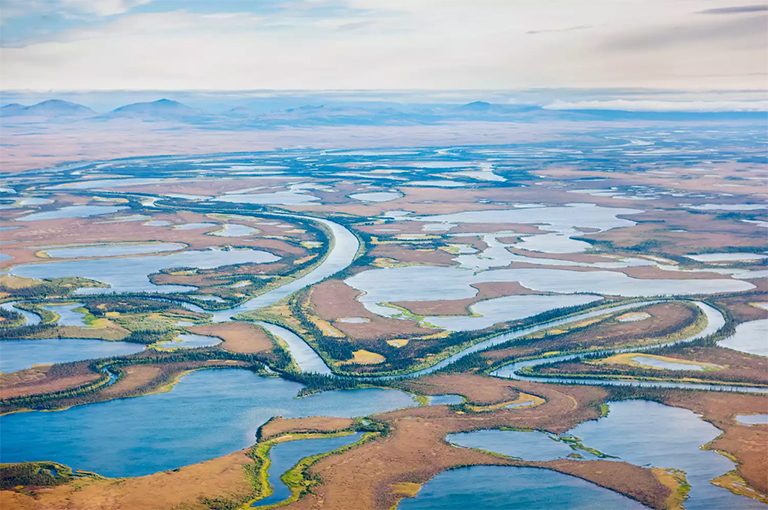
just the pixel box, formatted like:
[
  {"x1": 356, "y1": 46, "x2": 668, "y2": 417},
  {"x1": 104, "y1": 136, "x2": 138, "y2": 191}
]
[
  {"x1": 390, "y1": 482, "x2": 422, "y2": 498},
  {"x1": 592, "y1": 352, "x2": 723, "y2": 371},
  {"x1": 0, "y1": 274, "x2": 39, "y2": 289},
  {"x1": 347, "y1": 349, "x2": 386, "y2": 365},
  {"x1": 651, "y1": 467, "x2": 687, "y2": 510},
  {"x1": 465, "y1": 392, "x2": 545, "y2": 412}
]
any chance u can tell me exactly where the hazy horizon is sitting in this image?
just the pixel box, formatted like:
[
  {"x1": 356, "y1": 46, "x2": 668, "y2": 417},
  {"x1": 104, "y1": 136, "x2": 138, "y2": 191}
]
[{"x1": 2, "y1": 0, "x2": 766, "y2": 92}]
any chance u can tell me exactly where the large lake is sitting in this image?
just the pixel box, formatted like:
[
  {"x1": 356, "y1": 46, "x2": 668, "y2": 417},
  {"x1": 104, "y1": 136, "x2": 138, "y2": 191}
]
[
  {"x1": 0, "y1": 369, "x2": 416, "y2": 477},
  {"x1": 10, "y1": 248, "x2": 279, "y2": 294},
  {"x1": 0, "y1": 338, "x2": 145, "y2": 373},
  {"x1": 397, "y1": 465, "x2": 646, "y2": 510},
  {"x1": 446, "y1": 400, "x2": 763, "y2": 510}
]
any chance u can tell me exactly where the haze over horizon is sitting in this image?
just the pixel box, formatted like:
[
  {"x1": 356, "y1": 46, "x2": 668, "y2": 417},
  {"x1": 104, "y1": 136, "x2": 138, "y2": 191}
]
[{"x1": 1, "y1": 0, "x2": 767, "y2": 102}]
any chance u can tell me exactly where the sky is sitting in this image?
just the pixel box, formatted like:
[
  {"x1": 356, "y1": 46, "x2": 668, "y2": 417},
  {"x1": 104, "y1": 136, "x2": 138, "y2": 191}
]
[{"x1": 0, "y1": 0, "x2": 766, "y2": 94}]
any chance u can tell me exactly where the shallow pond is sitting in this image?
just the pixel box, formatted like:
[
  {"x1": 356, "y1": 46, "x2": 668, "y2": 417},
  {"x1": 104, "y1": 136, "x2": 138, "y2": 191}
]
[
  {"x1": 15, "y1": 205, "x2": 128, "y2": 222},
  {"x1": 0, "y1": 370, "x2": 416, "y2": 477},
  {"x1": 173, "y1": 222, "x2": 217, "y2": 230},
  {"x1": 41, "y1": 243, "x2": 184, "y2": 258},
  {"x1": 689, "y1": 204, "x2": 767, "y2": 211},
  {"x1": 254, "y1": 433, "x2": 363, "y2": 508},
  {"x1": 428, "y1": 395, "x2": 464, "y2": 406},
  {"x1": 718, "y1": 319, "x2": 768, "y2": 357},
  {"x1": 346, "y1": 266, "x2": 753, "y2": 318},
  {"x1": 687, "y1": 253, "x2": 768, "y2": 262},
  {"x1": 446, "y1": 400, "x2": 762, "y2": 510},
  {"x1": 11, "y1": 248, "x2": 279, "y2": 294},
  {"x1": 98, "y1": 214, "x2": 150, "y2": 223},
  {"x1": 0, "y1": 338, "x2": 144, "y2": 373},
  {"x1": 349, "y1": 192, "x2": 401, "y2": 202},
  {"x1": 736, "y1": 414, "x2": 768, "y2": 425},
  {"x1": 453, "y1": 233, "x2": 652, "y2": 270},
  {"x1": 617, "y1": 312, "x2": 651, "y2": 322},
  {"x1": 397, "y1": 466, "x2": 646, "y2": 510},
  {"x1": 410, "y1": 203, "x2": 642, "y2": 233},
  {"x1": 337, "y1": 317, "x2": 369, "y2": 324},
  {"x1": 49, "y1": 178, "x2": 171, "y2": 190},
  {"x1": 42, "y1": 303, "x2": 87, "y2": 326},
  {"x1": 210, "y1": 224, "x2": 258, "y2": 237},
  {"x1": 215, "y1": 189, "x2": 319, "y2": 206},
  {"x1": 423, "y1": 294, "x2": 602, "y2": 332},
  {"x1": 629, "y1": 355, "x2": 707, "y2": 371},
  {"x1": 405, "y1": 180, "x2": 467, "y2": 187},
  {"x1": 156, "y1": 334, "x2": 222, "y2": 349}
]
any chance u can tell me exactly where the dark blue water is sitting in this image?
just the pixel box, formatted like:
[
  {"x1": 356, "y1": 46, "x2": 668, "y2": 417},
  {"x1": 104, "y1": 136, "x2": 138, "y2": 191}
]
[
  {"x1": 569, "y1": 400, "x2": 765, "y2": 510},
  {"x1": 443, "y1": 400, "x2": 765, "y2": 510},
  {"x1": 254, "y1": 433, "x2": 363, "y2": 508},
  {"x1": 397, "y1": 466, "x2": 646, "y2": 510},
  {"x1": 0, "y1": 370, "x2": 415, "y2": 477},
  {"x1": 0, "y1": 338, "x2": 145, "y2": 373}
]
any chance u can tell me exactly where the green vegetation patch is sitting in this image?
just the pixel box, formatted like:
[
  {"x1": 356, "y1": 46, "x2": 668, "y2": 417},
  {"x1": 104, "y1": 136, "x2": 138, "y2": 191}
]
[{"x1": 0, "y1": 461, "x2": 95, "y2": 490}]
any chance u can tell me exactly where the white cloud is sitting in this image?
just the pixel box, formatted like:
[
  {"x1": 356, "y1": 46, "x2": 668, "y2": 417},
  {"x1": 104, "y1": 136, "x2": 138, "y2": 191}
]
[
  {"x1": 1, "y1": 0, "x2": 766, "y2": 91},
  {"x1": 60, "y1": 0, "x2": 154, "y2": 16},
  {"x1": 544, "y1": 99, "x2": 768, "y2": 112}
]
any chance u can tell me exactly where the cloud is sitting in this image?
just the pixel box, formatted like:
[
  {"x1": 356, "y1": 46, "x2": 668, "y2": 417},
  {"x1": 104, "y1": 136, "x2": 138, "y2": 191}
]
[
  {"x1": 698, "y1": 5, "x2": 768, "y2": 15},
  {"x1": 607, "y1": 14, "x2": 767, "y2": 50},
  {"x1": 543, "y1": 99, "x2": 768, "y2": 112},
  {"x1": 527, "y1": 25, "x2": 592, "y2": 35},
  {"x1": 1, "y1": 0, "x2": 767, "y2": 91},
  {"x1": 61, "y1": 0, "x2": 154, "y2": 17}
]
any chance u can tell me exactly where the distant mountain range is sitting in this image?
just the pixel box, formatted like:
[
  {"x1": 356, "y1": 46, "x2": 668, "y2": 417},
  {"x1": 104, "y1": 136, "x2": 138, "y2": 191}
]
[
  {"x1": 1, "y1": 98, "x2": 764, "y2": 126},
  {"x1": 107, "y1": 98, "x2": 202, "y2": 119},
  {"x1": 1, "y1": 99, "x2": 96, "y2": 117}
]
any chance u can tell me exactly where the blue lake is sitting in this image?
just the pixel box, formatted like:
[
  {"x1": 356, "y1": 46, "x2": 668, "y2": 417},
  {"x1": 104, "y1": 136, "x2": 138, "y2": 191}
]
[
  {"x1": 447, "y1": 400, "x2": 764, "y2": 510},
  {"x1": 397, "y1": 466, "x2": 646, "y2": 510},
  {"x1": 0, "y1": 338, "x2": 145, "y2": 373},
  {"x1": 0, "y1": 369, "x2": 416, "y2": 477},
  {"x1": 16, "y1": 205, "x2": 128, "y2": 222},
  {"x1": 41, "y1": 243, "x2": 184, "y2": 258},
  {"x1": 10, "y1": 248, "x2": 279, "y2": 294}
]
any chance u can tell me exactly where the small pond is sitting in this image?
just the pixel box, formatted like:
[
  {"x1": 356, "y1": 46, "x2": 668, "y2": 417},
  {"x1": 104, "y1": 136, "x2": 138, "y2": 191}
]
[
  {"x1": 253, "y1": 433, "x2": 363, "y2": 508},
  {"x1": 16, "y1": 205, "x2": 128, "y2": 222}
]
